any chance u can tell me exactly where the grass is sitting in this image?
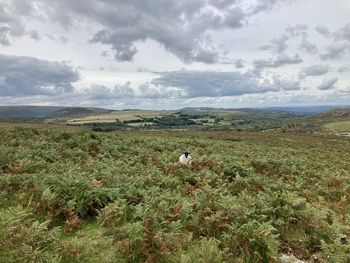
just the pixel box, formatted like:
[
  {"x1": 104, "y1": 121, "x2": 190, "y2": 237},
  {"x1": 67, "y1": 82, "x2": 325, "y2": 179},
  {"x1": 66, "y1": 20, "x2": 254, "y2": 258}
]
[
  {"x1": 324, "y1": 120, "x2": 350, "y2": 133},
  {"x1": 0, "y1": 127, "x2": 349, "y2": 262}
]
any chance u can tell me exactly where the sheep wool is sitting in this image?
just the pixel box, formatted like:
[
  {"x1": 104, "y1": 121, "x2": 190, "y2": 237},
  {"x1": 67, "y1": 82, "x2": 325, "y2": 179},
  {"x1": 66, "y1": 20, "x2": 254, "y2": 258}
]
[{"x1": 179, "y1": 153, "x2": 192, "y2": 165}]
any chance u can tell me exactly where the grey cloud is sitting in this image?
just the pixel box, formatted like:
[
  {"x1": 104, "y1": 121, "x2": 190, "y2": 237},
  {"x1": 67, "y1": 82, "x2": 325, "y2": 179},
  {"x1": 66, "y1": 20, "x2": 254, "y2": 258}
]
[
  {"x1": 274, "y1": 35, "x2": 289, "y2": 53},
  {"x1": 193, "y1": 49, "x2": 219, "y2": 64},
  {"x1": 85, "y1": 1, "x2": 245, "y2": 63},
  {"x1": 82, "y1": 82, "x2": 180, "y2": 100},
  {"x1": 82, "y1": 82, "x2": 135, "y2": 99},
  {"x1": 249, "y1": 0, "x2": 298, "y2": 15},
  {"x1": 299, "y1": 65, "x2": 329, "y2": 78},
  {"x1": 271, "y1": 75, "x2": 301, "y2": 90},
  {"x1": 317, "y1": 78, "x2": 338, "y2": 90},
  {"x1": 1, "y1": 0, "x2": 301, "y2": 63},
  {"x1": 234, "y1": 59, "x2": 244, "y2": 68},
  {"x1": 0, "y1": 26, "x2": 11, "y2": 45},
  {"x1": 334, "y1": 22, "x2": 350, "y2": 42},
  {"x1": 262, "y1": 34, "x2": 289, "y2": 53},
  {"x1": 336, "y1": 87, "x2": 350, "y2": 94},
  {"x1": 300, "y1": 36, "x2": 318, "y2": 54},
  {"x1": 29, "y1": 30, "x2": 41, "y2": 41},
  {"x1": 223, "y1": 7, "x2": 246, "y2": 28},
  {"x1": 208, "y1": 0, "x2": 237, "y2": 9},
  {"x1": 80, "y1": 85, "x2": 113, "y2": 100},
  {"x1": 262, "y1": 24, "x2": 318, "y2": 56},
  {"x1": 114, "y1": 82, "x2": 135, "y2": 98},
  {"x1": 42, "y1": 0, "x2": 245, "y2": 63},
  {"x1": 320, "y1": 42, "x2": 349, "y2": 60},
  {"x1": 285, "y1": 24, "x2": 318, "y2": 55},
  {"x1": 101, "y1": 50, "x2": 109, "y2": 58},
  {"x1": 254, "y1": 54, "x2": 303, "y2": 68},
  {"x1": 149, "y1": 69, "x2": 300, "y2": 98},
  {"x1": 315, "y1": 24, "x2": 331, "y2": 38},
  {"x1": 60, "y1": 36, "x2": 68, "y2": 44},
  {"x1": 29, "y1": 30, "x2": 40, "y2": 40},
  {"x1": 0, "y1": 0, "x2": 35, "y2": 45},
  {"x1": 43, "y1": 34, "x2": 56, "y2": 41},
  {"x1": 115, "y1": 45, "x2": 138, "y2": 61},
  {"x1": 0, "y1": 53, "x2": 79, "y2": 96},
  {"x1": 318, "y1": 23, "x2": 350, "y2": 60},
  {"x1": 338, "y1": 65, "x2": 350, "y2": 72},
  {"x1": 139, "y1": 84, "x2": 182, "y2": 98},
  {"x1": 260, "y1": 45, "x2": 272, "y2": 51},
  {"x1": 286, "y1": 24, "x2": 308, "y2": 38}
]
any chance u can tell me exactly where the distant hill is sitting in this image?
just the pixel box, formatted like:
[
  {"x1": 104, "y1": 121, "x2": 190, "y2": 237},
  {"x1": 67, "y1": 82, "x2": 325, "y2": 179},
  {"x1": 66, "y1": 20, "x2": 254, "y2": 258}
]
[
  {"x1": 180, "y1": 106, "x2": 350, "y2": 115},
  {"x1": 0, "y1": 106, "x2": 111, "y2": 119},
  {"x1": 288, "y1": 108, "x2": 350, "y2": 135},
  {"x1": 180, "y1": 107, "x2": 219, "y2": 111},
  {"x1": 47, "y1": 107, "x2": 111, "y2": 118},
  {"x1": 314, "y1": 108, "x2": 350, "y2": 121},
  {"x1": 315, "y1": 109, "x2": 350, "y2": 135},
  {"x1": 0, "y1": 106, "x2": 64, "y2": 119},
  {"x1": 2, "y1": 105, "x2": 348, "y2": 120},
  {"x1": 262, "y1": 105, "x2": 350, "y2": 114}
]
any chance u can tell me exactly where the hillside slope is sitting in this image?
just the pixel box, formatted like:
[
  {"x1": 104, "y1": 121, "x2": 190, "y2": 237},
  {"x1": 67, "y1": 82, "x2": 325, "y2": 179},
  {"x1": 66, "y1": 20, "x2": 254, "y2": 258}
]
[
  {"x1": 0, "y1": 106, "x2": 64, "y2": 119},
  {"x1": 308, "y1": 108, "x2": 350, "y2": 135},
  {"x1": 313, "y1": 108, "x2": 350, "y2": 122},
  {"x1": 0, "y1": 106, "x2": 110, "y2": 119}
]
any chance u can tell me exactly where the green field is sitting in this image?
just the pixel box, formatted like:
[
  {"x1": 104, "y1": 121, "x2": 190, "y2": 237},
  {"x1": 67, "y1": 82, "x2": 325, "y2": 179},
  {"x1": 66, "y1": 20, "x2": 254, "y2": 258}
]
[
  {"x1": 65, "y1": 108, "x2": 305, "y2": 132},
  {"x1": 67, "y1": 110, "x2": 172, "y2": 124},
  {"x1": 0, "y1": 128, "x2": 350, "y2": 262}
]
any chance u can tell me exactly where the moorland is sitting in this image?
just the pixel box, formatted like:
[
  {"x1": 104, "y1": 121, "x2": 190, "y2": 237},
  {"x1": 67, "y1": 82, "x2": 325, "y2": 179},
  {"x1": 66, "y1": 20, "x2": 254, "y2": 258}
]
[{"x1": 0, "y1": 105, "x2": 349, "y2": 262}]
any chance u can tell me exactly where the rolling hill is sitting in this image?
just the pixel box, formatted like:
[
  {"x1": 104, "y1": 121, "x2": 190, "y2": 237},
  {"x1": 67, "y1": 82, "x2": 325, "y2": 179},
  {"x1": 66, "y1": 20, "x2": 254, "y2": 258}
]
[
  {"x1": 0, "y1": 106, "x2": 64, "y2": 119},
  {"x1": 314, "y1": 108, "x2": 350, "y2": 122},
  {"x1": 314, "y1": 109, "x2": 350, "y2": 135},
  {"x1": 0, "y1": 106, "x2": 111, "y2": 119},
  {"x1": 1, "y1": 105, "x2": 350, "y2": 134}
]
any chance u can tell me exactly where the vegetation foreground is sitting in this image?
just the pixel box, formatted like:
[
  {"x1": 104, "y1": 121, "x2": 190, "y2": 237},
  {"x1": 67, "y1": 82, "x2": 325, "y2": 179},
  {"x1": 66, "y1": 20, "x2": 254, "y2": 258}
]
[{"x1": 0, "y1": 128, "x2": 349, "y2": 262}]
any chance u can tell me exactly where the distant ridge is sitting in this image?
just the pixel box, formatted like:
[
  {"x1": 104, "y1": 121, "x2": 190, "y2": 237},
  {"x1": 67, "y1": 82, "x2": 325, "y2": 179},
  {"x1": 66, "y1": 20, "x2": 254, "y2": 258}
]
[
  {"x1": 312, "y1": 108, "x2": 350, "y2": 122},
  {"x1": 262, "y1": 105, "x2": 350, "y2": 114},
  {"x1": 180, "y1": 105, "x2": 350, "y2": 114},
  {"x1": 0, "y1": 105, "x2": 349, "y2": 120},
  {"x1": 0, "y1": 106, "x2": 111, "y2": 119},
  {"x1": 48, "y1": 107, "x2": 111, "y2": 118}
]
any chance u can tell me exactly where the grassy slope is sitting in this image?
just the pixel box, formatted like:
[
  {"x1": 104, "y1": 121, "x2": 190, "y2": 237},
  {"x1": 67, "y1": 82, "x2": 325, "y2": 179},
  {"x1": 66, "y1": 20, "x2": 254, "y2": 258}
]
[
  {"x1": 0, "y1": 128, "x2": 349, "y2": 262},
  {"x1": 324, "y1": 120, "x2": 350, "y2": 133},
  {"x1": 287, "y1": 108, "x2": 350, "y2": 135}
]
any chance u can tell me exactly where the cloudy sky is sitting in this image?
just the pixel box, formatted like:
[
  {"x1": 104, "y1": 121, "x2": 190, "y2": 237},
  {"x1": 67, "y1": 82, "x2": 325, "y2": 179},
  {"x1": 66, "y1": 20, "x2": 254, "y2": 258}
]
[{"x1": 0, "y1": 0, "x2": 350, "y2": 109}]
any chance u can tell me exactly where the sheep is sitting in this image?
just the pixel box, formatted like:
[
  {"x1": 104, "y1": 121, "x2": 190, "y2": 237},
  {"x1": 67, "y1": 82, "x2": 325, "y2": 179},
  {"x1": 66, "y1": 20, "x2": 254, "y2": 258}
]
[{"x1": 179, "y1": 151, "x2": 192, "y2": 166}]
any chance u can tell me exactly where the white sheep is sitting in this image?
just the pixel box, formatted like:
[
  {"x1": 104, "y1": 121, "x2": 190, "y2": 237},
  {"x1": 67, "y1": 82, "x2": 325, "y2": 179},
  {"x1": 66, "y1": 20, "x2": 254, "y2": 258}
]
[{"x1": 179, "y1": 151, "x2": 192, "y2": 165}]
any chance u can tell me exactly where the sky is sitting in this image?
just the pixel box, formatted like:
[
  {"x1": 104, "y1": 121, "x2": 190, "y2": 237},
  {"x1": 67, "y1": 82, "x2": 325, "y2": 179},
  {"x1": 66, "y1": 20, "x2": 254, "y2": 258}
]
[{"x1": 0, "y1": 0, "x2": 350, "y2": 109}]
